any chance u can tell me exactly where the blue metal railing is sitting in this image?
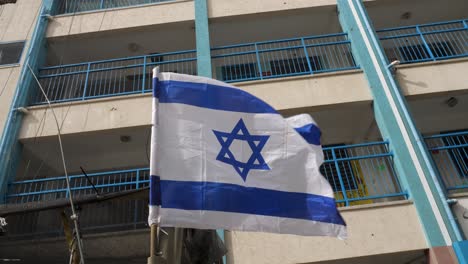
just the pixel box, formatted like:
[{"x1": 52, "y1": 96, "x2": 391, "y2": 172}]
[
  {"x1": 32, "y1": 50, "x2": 197, "y2": 104},
  {"x1": 4, "y1": 199, "x2": 148, "y2": 238},
  {"x1": 53, "y1": 0, "x2": 175, "y2": 15},
  {"x1": 6, "y1": 168, "x2": 150, "y2": 204},
  {"x1": 425, "y1": 131, "x2": 468, "y2": 193},
  {"x1": 7, "y1": 141, "x2": 406, "y2": 206},
  {"x1": 322, "y1": 141, "x2": 406, "y2": 206},
  {"x1": 3, "y1": 141, "x2": 406, "y2": 237},
  {"x1": 33, "y1": 33, "x2": 357, "y2": 104},
  {"x1": 377, "y1": 19, "x2": 468, "y2": 64},
  {"x1": 32, "y1": 19, "x2": 468, "y2": 106},
  {"x1": 211, "y1": 33, "x2": 358, "y2": 83}
]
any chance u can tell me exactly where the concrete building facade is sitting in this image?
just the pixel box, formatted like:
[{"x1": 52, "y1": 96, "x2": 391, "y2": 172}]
[{"x1": 0, "y1": 0, "x2": 468, "y2": 263}]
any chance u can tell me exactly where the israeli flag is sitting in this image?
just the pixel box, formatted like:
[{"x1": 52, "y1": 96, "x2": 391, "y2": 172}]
[{"x1": 149, "y1": 69, "x2": 346, "y2": 238}]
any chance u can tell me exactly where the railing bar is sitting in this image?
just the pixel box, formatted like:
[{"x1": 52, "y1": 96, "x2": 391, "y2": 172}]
[
  {"x1": 421, "y1": 28, "x2": 467, "y2": 35},
  {"x1": 327, "y1": 42, "x2": 339, "y2": 70},
  {"x1": 10, "y1": 168, "x2": 150, "y2": 185},
  {"x1": 451, "y1": 31, "x2": 466, "y2": 55},
  {"x1": 332, "y1": 148, "x2": 349, "y2": 206},
  {"x1": 427, "y1": 143, "x2": 468, "y2": 151},
  {"x1": 447, "y1": 137, "x2": 468, "y2": 177},
  {"x1": 50, "y1": 66, "x2": 64, "y2": 103},
  {"x1": 335, "y1": 40, "x2": 347, "y2": 69},
  {"x1": 379, "y1": 33, "x2": 420, "y2": 40},
  {"x1": 377, "y1": 19, "x2": 464, "y2": 33},
  {"x1": 8, "y1": 181, "x2": 146, "y2": 197},
  {"x1": 146, "y1": 58, "x2": 196, "y2": 67},
  {"x1": 343, "y1": 192, "x2": 407, "y2": 202}
]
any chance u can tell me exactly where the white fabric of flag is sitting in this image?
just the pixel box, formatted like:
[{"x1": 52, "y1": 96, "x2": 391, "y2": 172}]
[{"x1": 149, "y1": 69, "x2": 346, "y2": 239}]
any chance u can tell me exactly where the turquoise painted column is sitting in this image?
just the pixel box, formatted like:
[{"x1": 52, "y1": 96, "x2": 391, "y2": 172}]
[
  {"x1": 194, "y1": 0, "x2": 212, "y2": 78},
  {"x1": 0, "y1": 0, "x2": 54, "y2": 203},
  {"x1": 337, "y1": 0, "x2": 463, "y2": 252},
  {"x1": 194, "y1": 1, "x2": 226, "y2": 263}
]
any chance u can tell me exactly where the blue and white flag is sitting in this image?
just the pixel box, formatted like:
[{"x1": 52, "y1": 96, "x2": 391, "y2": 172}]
[{"x1": 149, "y1": 69, "x2": 346, "y2": 238}]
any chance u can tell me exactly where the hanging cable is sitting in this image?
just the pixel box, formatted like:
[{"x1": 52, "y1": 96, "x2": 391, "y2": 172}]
[
  {"x1": 79, "y1": 166, "x2": 100, "y2": 197},
  {"x1": 27, "y1": 64, "x2": 85, "y2": 264}
]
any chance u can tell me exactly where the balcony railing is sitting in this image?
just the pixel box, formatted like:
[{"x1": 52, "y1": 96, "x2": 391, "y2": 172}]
[
  {"x1": 32, "y1": 50, "x2": 197, "y2": 104},
  {"x1": 377, "y1": 19, "x2": 468, "y2": 64},
  {"x1": 31, "y1": 19, "x2": 468, "y2": 106},
  {"x1": 3, "y1": 141, "x2": 405, "y2": 237},
  {"x1": 426, "y1": 130, "x2": 468, "y2": 193},
  {"x1": 7, "y1": 130, "x2": 468, "y2": 237},
  {"x1": 5, "y1": 168, "x2": 150, "y2": 238},
  {"x1": 211, "y1": 33, "x2": 358, "y2": 83},
  {"x1": 4, "y1": 199, "x2": 148, "y2": 238},
  {"x1": 53, "y1": 0, "x2": 175, "y2": 15},
  {"x1": 322, "y1": 141, "x2": 406, "y2": 206},
  {"x1": 6, "y1": 168, "x2": 150, "y2": 204},
  {"x1": 7, "y1": 141, "x2": 406, "y2": 206}
]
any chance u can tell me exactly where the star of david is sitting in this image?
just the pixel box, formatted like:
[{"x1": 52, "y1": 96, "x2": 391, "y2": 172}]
[{"x1": 212, "y1": 118, "x2": 270, "y2": 181}]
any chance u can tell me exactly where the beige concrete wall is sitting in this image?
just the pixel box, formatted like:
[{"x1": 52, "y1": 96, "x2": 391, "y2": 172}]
[
  {"x1": 44, "y1": 0, "x2": 384, "y2": 39},
  {"x1": 46, "y1": 0, "x2": 194, "y2": 38},
  {"x1": 18, "y1": 57, "x2": 468, "y2": 139},
  {"x1": 0, "y1": 0, "x2": 42, "y2": 42},
  {"x1": 397, "y1": 58, "x2": 468, "y2": 97},
  {"x1": 226, "y1": 201, "x2": 427, "y2": 264},
  {"x1": 0, "y1": 66, "x2": 21, "y2": 134},
  {"x1": 207, "y1": 0, "x2": 337, "y2": 18},
  {"x1": 18, "y1": 70, "x2": 371, "y2": 139},
  {"x1": 45, "y1": 0, "x2": 337, "y2": 38},
  {"x1": 0, "y1": 0, "x2": 42, "y2": 136}
]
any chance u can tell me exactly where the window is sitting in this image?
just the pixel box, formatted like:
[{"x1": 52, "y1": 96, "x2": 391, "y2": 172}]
[
  {"x1": 0, "y1": 41, "x2": 25, "y2": 66},
  {"x1": 442, "y1": 132, "x2": 468, "y2": 178},
  {"x1": 269, "y1": 56, "x2": 322, "y2": 76},
  {"x1": 320, "y1": 144, "x2": 372, "y2": 206},
  {"x1": 398, "y1": 41, "x2": 455, "y2": 62},
  {"x1": 0, "y1": 0, "x2": 17, "y2": 4},
  {"x1": 320, "y1": 145, "x2": 358, "y2": 193},
  {"x1": 221, "y1": 63, "x2": 257, "y2": 81}
]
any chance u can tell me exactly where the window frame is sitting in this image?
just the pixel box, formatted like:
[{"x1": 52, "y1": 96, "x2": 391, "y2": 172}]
[
  {"x1": 320, "y1": 144, "x2": 359, "y2": 193},
  {"x1": 0, "y1": 40, "x2": 26, "y2": 67},
  {"x1": 220, "y1": 62, "x2": 258, "y2": 82},
  {"x1": 440, "y1": 131, "x2": 468, "y2": 179},
  {"x1": 397, "y1": 41, "x2": 455, "y2": 62}
]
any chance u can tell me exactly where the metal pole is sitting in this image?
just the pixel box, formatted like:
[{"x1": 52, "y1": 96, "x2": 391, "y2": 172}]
[
  {"x1": 147, "y1": 224, "x2": 166, "y2": 263},
  {"x1": 148, "y1": 67, "x2": 166, "y2": 264}
]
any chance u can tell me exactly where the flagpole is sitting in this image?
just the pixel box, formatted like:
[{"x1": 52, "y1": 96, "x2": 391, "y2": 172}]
[
  {"x1": 148, "y1": 67, "x2": 166, "y2": 264},
  {"x1": 148, "y1": 224, "x2": 166, "y2": 264}
]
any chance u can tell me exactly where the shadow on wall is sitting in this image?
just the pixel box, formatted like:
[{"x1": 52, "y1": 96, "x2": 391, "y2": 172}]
[{"x1": 451, "y1": 197, "x2": 468, "y2": 239}]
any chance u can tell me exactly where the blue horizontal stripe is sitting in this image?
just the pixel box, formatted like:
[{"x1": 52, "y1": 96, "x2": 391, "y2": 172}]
[
  {"x1": 150, "y1": 176, "x2": 161, "y2": 206},
  {"x1": 150, "y1": 175, "x2": 345, "y2": 226},
  {"x1": 294, "y1": 123, "x2": 321, "y2": 145},
  {"x1": 153, "y1": 78, "x2": 278, "y2": 114}
]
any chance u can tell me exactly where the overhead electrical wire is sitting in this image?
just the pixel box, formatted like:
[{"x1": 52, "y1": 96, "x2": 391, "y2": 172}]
[{"x1": 27, "y1": 64, "x2": 85, "y2": 264}]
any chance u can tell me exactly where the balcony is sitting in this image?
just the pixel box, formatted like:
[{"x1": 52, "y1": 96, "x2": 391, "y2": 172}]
[
  {"x1": 30, "y1": 19, "x2": 468, "y2": 106},
  {"x1": 211, "y1": 33, "x2": 358, "y2": 83},
  {"x1": 2, "y1": 140, "x2": 406, "y2": 238},
  {"x1": 32, "y1": 50, "x2": 197, "y2": 104},
  {"x1": 378, "y1": 20, "x2": 468, "y2": 64},
  {"x1": 426, "y1": 130, "x2": 468, "y2": 193},
  {"x1": 53, "y1": 0, "x2": 176, "y2": 15}
]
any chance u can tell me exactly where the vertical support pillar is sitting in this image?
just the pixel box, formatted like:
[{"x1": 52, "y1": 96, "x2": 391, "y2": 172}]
[
  {"x1": 337, "y1": 1, "x2": 463, "y2": 259},
  {"x1": 195, "y1": 0, "x2": 212, "y2": 78},
  {"x1": 194, "y1": 1, "x2": 226, "y2": 263},
  {"x1": 0, "y1": 0, "x2": 54, "y2": 203}
]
